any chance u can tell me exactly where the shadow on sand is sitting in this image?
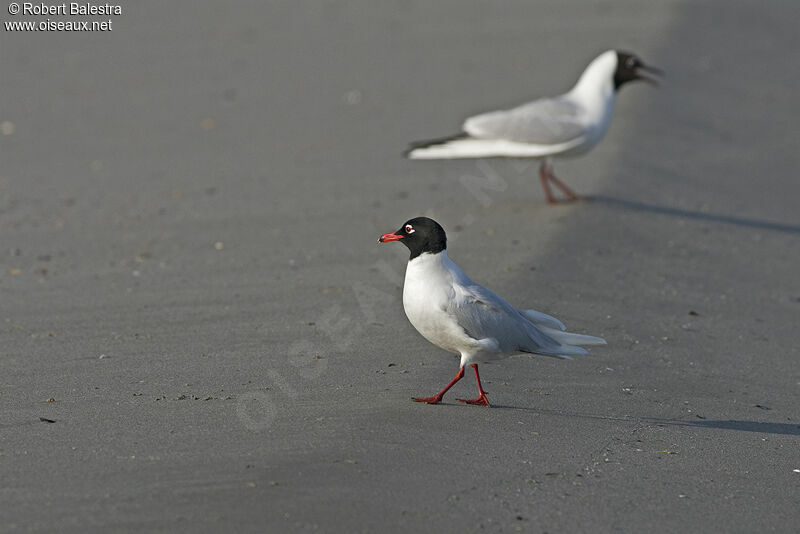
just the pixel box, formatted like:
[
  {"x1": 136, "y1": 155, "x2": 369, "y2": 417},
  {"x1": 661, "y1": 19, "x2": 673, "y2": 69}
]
[
  {"x1": 646, "y1": 418, "x2": 800, "y2": 436},
  {"x1": 489, "y1": 405, "x2": 800, "y2": 436},
  {"x1": 587, "y1": 194, "x2": 800, "y2": 235}
]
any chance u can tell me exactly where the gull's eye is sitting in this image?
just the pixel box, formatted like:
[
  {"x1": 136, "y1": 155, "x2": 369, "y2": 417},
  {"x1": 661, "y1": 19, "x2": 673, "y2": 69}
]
[
  {"x1": 405, "y1": 224, "x2": 415, "y2": 234},
  {"x1": 626, "y1": 57, "x2": 637, "y2": 68}
]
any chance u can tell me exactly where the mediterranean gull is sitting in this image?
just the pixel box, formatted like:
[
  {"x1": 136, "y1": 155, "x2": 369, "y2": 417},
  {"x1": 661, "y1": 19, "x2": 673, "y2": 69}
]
[{"x1": 379, "y1": 217, "x2": 606, "y2": 406}]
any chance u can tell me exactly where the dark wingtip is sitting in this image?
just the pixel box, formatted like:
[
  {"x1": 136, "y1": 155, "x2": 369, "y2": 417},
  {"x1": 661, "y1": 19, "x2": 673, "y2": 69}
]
[{"x1": 403, "y1": 132, "x2": 468, "y2": 158}]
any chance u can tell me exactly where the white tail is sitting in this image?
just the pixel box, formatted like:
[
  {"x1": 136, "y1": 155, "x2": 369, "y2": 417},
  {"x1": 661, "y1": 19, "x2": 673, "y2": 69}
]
[
  {"x1": 538, "y1": 325, "x2": 607, "y2": 347},
  {"x1": 521, "y1": 309, "x2": 566, "y2": 331},
  {"x1": 406, "y1": 136, "x2": 584, "y2": 159}
]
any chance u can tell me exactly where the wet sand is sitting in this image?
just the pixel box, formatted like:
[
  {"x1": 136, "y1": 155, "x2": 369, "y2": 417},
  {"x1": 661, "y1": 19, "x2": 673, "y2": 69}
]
[{"x1": 2, "y1": 1, "x2": 799, "y2": 532}]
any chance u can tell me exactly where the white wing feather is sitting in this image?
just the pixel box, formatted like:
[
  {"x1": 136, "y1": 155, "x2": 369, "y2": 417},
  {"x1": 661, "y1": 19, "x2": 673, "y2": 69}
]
[{"x1": 444, "y1": 266, "x2": 598, "y2": 359}]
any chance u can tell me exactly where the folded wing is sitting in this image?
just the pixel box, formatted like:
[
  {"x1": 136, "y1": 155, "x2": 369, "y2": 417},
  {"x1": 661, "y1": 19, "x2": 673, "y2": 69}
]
[
  {"x1": 464, "y1": 96, "x2": 586, "y2": 145},
  {"x1": 448, "y1": 281, "x2": 604, "y2": 359}
]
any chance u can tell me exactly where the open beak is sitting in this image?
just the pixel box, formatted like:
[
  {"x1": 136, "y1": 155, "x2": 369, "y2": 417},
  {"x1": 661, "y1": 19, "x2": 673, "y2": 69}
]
[
  {"x1": 378, "y1": 232, "x2": 403, "y2": 243},
  {"x1": 636, "y1": 64, "x2": 664, "y2": 86}
]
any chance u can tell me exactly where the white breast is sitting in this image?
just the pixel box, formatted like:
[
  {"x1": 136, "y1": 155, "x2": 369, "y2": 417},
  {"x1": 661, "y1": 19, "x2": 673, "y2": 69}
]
[
  {"x1": 402, "y1": 252, "x2": 475, "y2": 355},
  {"x1": 562, "y1": 51, "x2": 619, "y2": 157}
]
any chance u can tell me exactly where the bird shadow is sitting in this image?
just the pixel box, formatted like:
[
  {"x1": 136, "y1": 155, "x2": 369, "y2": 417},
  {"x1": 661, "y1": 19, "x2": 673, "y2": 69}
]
[
  {"x1": 646, "y1": 418, "x2": 800, "y2": 436},
  {"x1": 586, "y1": 194, "x2": 800, "y2": 235},
  {"x1": 489, "y1": 405, "x2": 800, "y2": 436}
]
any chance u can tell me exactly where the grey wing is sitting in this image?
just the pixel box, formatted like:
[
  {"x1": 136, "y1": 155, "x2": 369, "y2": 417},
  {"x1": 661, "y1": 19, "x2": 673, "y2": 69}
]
[
  {"x1": 463, "y1": 96, "x2": 586, "y2": 144},
  {"x1": 448, "y1": 283, "x2": 561, "y2": 354},
  {"x1": 520, "y1": 309, "x2": 566, "y2": 331}
]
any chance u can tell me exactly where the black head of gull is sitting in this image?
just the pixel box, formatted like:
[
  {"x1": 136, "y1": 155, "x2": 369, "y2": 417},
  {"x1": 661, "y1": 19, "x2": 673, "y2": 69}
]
[
  {"x1": 613, "y1": 51, "x2": 663, "y2": 90},
  {"x1": 378, "y1": 216, "x2": 447, "y2": 260}
]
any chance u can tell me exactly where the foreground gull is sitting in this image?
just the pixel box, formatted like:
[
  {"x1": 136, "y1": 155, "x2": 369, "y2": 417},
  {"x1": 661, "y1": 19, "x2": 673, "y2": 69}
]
[
  {"x1": 405, "y1": 50, "x2": 661, "y2": 203},
  {"x1": 379, "y1": 217, "x2": 606, "y2": 406}
]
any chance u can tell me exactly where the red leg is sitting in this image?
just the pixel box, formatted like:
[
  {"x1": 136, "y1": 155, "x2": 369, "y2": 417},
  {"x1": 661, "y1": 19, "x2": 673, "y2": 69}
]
[
  {"x1": 456, "y1": 364, "x2": 490, "y2": 406},
  {"x1": 540, "y1": 161, "x2": 580, "y2": 203},
  {"x1": 413, "y1": 365, "x2": 464, "y2": 404},
  {"x1": 548, "y1": 172, "x2": 580, "y2": 202},
  {"x1": 539, "y1": 163, "x2": 557, "y2": 204}
]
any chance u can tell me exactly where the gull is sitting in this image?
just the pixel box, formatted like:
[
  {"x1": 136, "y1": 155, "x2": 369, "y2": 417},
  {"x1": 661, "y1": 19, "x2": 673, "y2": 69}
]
[
  {"x1": 404, "y1": 50, "x2": 661, "y2": 203},
  {"x1": 379, "y1": 217, "x2": 606, "y2": 406}
]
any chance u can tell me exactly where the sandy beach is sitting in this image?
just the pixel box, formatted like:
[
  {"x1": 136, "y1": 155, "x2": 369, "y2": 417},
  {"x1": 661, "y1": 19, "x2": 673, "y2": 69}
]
[{"x1": 2, "y1": 1, "x2": 799, "y2": 532}]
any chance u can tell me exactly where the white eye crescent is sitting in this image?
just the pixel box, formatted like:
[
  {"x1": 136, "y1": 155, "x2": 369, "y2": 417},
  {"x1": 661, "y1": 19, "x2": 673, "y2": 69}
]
[{"x1": 405, "y1": 224, "x2": 415, "y2": 234}]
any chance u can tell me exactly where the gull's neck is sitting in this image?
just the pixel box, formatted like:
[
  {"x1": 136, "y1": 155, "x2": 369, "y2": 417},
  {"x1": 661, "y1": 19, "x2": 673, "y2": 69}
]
[
  {"x1": 406, "y1": 250, "x2": 471, "y2": 289},
  {"x1": 407, "y1": 249, "x2": 449, "y2": 271},
  {"x1": 568, "y1": 50, "x2": 617, "y2": 110}
]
